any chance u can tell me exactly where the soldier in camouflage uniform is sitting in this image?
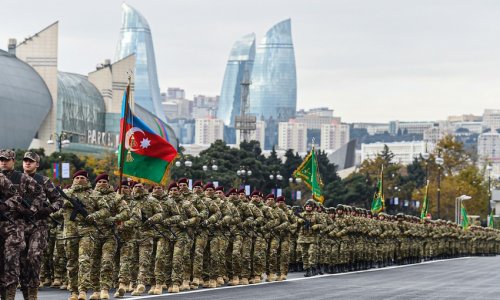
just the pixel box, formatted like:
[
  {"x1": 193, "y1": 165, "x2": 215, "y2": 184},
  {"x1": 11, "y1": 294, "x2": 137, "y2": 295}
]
[
  {"x1": 265, "y1": 194, "x2": 288, "y2": 282},
  {"x1": 50, "y1": 208, "x2": 67, "y2": 290},
  {"x1": 314, "y1": 203, "x2": 328, "y2": 274},
  {"x1": 129, "y1": 182, "x2": 163, "y2": 296},
  {"x1": 0, "y1": 160, "x2": 24, "y2": 300},
  {"x1": 276, "y1": 196, "x2": 293, "y2": 281},
  {"x1": 88, "y1": 174, "x2": 129, "y2": 300},
  {"x1": 238, "y1": 189, "x2": 261, "y2": 285},
  {"x1": 296, "y1": 199, "x2": 321, "y2": 277},
  {"x1": 21, "y1": 151, "x2": 63, "y2": 300},
  {"x1": 252, "y1": 191, "x2": 276, "y2": 283}
]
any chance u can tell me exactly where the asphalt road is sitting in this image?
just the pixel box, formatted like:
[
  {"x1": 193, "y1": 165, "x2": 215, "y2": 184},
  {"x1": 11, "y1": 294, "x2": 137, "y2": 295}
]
[{"x1": 31, "y1": 256, "x2": 500, "y2": 300}]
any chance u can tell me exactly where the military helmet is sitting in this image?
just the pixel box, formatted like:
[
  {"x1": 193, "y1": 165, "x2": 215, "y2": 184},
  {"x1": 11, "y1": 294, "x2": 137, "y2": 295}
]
[{"x1": 304, "y1": 199, "x2": 316, "y2": 208}]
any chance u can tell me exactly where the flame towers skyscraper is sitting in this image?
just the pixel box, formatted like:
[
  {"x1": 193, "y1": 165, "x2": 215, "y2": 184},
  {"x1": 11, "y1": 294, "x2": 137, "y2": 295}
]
[{"x1": 114, "y1": 3, "x2": 166, "y2": 122}]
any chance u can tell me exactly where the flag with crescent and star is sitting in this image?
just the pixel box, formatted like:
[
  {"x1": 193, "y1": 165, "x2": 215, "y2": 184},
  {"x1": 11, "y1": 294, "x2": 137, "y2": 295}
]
[{"x1": 117, "y1": 83, "x2": 178, "y2": 185}]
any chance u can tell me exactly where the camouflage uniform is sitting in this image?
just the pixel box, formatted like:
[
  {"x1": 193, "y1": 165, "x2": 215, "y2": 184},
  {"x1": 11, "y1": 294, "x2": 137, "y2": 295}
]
[
  {"x1": 276, "y1": 200, "x2": 293, "y2": 280},
  {"x1": 266, "y1": 197, "x2": 289, "y2": 281},
  {"x1": 297, "y1": 200, "x2": 320, "y2": 276},
  {"x1": 253, "y1": 196, "x2": 277, "y2": 282},
  {"x1": 0, "y1": 172, "x2": 24, "y2": 300},
  {"x1": 189, "y1": 185, "x2": 210, "y2": 288},
  {"x1": 235, "y1": 192, "x2": 255, "y2": 285}
]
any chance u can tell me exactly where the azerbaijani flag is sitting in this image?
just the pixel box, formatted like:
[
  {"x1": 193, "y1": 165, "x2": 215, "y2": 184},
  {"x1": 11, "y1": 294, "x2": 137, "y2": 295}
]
[
  {"x1": 420, "y1": 180, "x2": 430, "y2": 220},
  {"x1": 371, "y1": 165, "x2": 385, "y2": 214},
  {"x1": 117, "y1": 83, "x2": 178, "y2": 185},
  {"x1": 293, "y1": 146, "x2": 324, "y2": 203}
]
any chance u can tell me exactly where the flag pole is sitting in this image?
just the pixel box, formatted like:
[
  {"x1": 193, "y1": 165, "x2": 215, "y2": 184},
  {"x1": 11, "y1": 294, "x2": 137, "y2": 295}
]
[{"x1": 118, "y1": 74, "x2": 132, "y2": 194}]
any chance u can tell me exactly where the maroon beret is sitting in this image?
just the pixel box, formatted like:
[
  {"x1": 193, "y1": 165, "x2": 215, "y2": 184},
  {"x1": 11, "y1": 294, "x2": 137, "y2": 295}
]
[
  {"x1": 238, "y1": 188, "x2": 246, "y2": 194},
  {"x1": 276, "y1": 196, "x2": 286, "y2": 202},
  {"x1": 204, "y1": 182, "x2": 214, "y2": 190},
  {"x1": 193, "y1": 180, "x2": 203, "y2": 188},
  {"x1": 168, "y1": 181, "x2": 179, "y2": 191},
  {"x1": 73, "y1": 170, "x2": 88, "y2": 179},
  {"x1": 226, "y1": 188, "x2": 237, "y2": 196},
  {"x1": 215, "y1": 186, "x2": 224, "y2": 192},
  {"x1": 265, "y1": 193, "x2": 275, "y2": 200},
  {"x1": 178, "y1": 177, "x2": 188, "y2": 184},
  {"x1": 94, "y1": 173, "x2": 109, "y2": 183},
  {"x1": 130, "y1": 181, "x2": 142, "y2": 188},
  {"x1": 251, "y1": 190, "x2": 261, "y2": 197},
  {"x1": 121, "y1": 180, "x2": 130, "y2": 187}
]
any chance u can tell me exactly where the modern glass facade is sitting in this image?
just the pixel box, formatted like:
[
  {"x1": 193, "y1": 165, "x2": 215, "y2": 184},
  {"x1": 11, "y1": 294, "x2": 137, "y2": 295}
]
[
  {"x1": 114, "y1": 3, "x2": 166, "y2": 122},
  {"x1": 217, "y1": 33, "x2": 256, "y2": 127},
  {"x1": 249, "y1": 19, "x2": 297, "y2": 148},
  {"x1": 0, "y1": 50, "x2": 52, "y2": 148},
  {"x1": 57, "y1": 72, "x2": 106, "y2": 141}
]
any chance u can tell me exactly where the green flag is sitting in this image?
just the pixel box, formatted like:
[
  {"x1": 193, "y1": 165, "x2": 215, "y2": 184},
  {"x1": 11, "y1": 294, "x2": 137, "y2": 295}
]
[
  {"x1": 488, "y1": 210, "x2": 494, "y2": 228},
  {"x1": 371, "y1": 166, "x2": 384, "y2": 214},
  {"x1": 293, "y1": 147, "x2": 324, "y2": 203},
  {"x1": 420, "y1": 180, "x2": 430, "y2": 220},
  {"x1": 461, "y1": 202, "x2": 470, "y2": 230}
]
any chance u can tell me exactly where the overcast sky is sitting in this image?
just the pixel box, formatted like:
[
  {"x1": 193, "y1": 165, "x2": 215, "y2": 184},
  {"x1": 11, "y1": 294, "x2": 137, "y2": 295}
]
[{"x1": 2, "y1": 0, "x2": 500, "y2": 123}]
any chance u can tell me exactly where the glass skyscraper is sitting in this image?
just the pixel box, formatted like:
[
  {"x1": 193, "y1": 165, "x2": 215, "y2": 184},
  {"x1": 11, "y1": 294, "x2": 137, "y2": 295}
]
[
  {"x1": 249, "y1": 19, "x2": 297, "y2": 148},
  {"x1": 114, "y1": 3, "x2": 166, "y2": 122},
  {"x1": 217, "y1": 33, "x2": 256, "y2": 127}
]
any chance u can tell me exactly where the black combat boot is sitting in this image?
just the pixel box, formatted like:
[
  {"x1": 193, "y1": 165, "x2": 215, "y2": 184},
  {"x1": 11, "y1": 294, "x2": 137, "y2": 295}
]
[
  {"x1": 304, "y1": 268, "x2": 312, "y2": 277},
  {"x1": 318, "y1": 264, "x2": 324, "y2": 275}
]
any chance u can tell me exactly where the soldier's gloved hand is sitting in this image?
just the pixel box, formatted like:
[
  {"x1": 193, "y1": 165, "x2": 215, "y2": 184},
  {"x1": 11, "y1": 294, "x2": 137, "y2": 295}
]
[
  {"x1": 178, "y1": 221, "x2": 188, "y2": 229},
  {"x1": 311, "y1": 224, "x2": 321, "y2": 231},
  {"x1": 105, "y1": 216, "x2": 116, "y2": 226},
  {"x1": 86, "y1": 213, "x2": 97, "y2": 223},
  {"x1": 36, "y1": 207, "x2": 54, "y2": 219},
  {"x1": 16, "y1": 205, "x2": 34, "y2": 218},
  {"x1": 0, "y1": 202, "x2": 8, "y2": 213},
  {"x1": 201, "y1": 220, "x2": 209, "y2": 227},
  {"x1": 144, "y1": 217, "x2": 156, "y2": 227}
]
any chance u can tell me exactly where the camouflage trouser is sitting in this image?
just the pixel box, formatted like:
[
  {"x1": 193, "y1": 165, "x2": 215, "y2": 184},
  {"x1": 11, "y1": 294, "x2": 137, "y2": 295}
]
[
  {"x1": 0, "y1": 219, "x2": 26, "y2": 288},
  {"x1": 40, "y1": 225, "x2": 56, "y2": 282},
  {"x1": 204, "y1": 235, "x2": 219, "y2": 281},
  {"x1": 77, "y1": 235, "x2": 95, "y2": 292},
  {"x1": 266, "y1": 236, "x2": 279, "y2": 275},
  {"x1": 136, "y1": 237, "x2": 154, "y2": 285},
  {"x1": 53, "y1": 237, "x2": 66, "y2": 282},
  {"x1": 240, "y1": 235, "x2": 253, "y2": 279},
  {"x1": 329, "y1": 240, "x2": 340, "y2": 266},
  {"x1": 91, "y1": 236, "x2": 117, "y2": 290},
  {"x1": 65, "y1": 237, "x2": 79, "y2": 293},
  {"x1": 155, "y1": 236, "x2": 186, "y2": 286},
  {"x1": 20, "y1": 222, "x2": 49, "y2": 288},
  {"x1": 182, "y1": 234, "x2": 194, "y2": 282},
  {"x1": 319, "y1": 240, "x2": 329, "y2": 265},
  {"x1": 289, "y1": 238, "x2": 298, "y2": 264},
  {"x1": 217, "y1": 235, "x2": 229, "y2": 278},
  {"x1": 130, "y1": 241, "x2": 139, "y2": 284},
  {"x1": 192, "y1": 231, "x2": 208, "y2": 280},
  {"x1": 226, "y1": 234, "x2": 243, "y2": 278},
  {"x1": 117, "y1": 237, "x2": 135, "y2": 285},
  {"x1": 299, "y1": 242, "x2": 317, "y2": 269},
  {"x1": 251, "y1": 236, "x2": 266, "y2": 277},
  {"x1": 338, "y1": 238, "x2": 348, "y2": 264},
  {"x1": 278, "y1": 236, "x2": 290, "y2": 276}
]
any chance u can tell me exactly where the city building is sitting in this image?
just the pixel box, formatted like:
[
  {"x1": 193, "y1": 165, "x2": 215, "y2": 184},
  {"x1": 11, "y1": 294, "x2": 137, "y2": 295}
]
[
  {"x1": 328, "y1": 139, "x2": 357, "y2": 170},
  {"x1": 217, "y1": 33, "x2": 255, "y2": 127},
  {"x1": 361, "y1": 141, "x2": 433, "y2": 165},
  {"x1": 114, "y1": 3, "x2": 165, "y2": 122},
  {"x1": 447, "y1": 114, "x2": 482, "y2": 123},
  {"x1": 278, "y1": 121, "x2": 307, "y2": 153},
  {"x1": 389, "y1": 121, "x2": 434, "y2": 135},
  {"x1": 250, "y1": 19, "x2": 297, "y2": 149},
  {"x1": 478, "y1": 131, "x2": 500, "y2": 164},
  {"x1": 483, "y1": 109, "x2": 500, "y2": 131},
  {"x1": 165, "y1": 87, "x2": 185, "y2": 100},
  {"x1": 0, "y1": 48, "x2": 52, "y2": 149},
  {"x1": 236, "y1": 120, "x2": 266, "y2": 148},
  {"x1": 320, "y1": 122, "x2": 350, "y2": 151},
  {"x1": 193, "y1": 94, "x2": 219, "y2": 119},
  {"x1": 352, "y1": 123, "x2": 390, "y2": 135},
  {"x1": 195, "y1": 118, "x2": 224, "y2": 145}
]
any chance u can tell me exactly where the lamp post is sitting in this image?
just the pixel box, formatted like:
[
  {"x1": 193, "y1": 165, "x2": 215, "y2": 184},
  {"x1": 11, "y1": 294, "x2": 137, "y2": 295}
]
[
  {"x1": 487, "y1": 165, "x2": 493, "y2": 214},
  {"x1": 435, "y1": 155, "x2": 444, "y2": 219},
  {"x1": 269, "y1": 171, "x2": 283, "y2": 195},
  {"x1": 175, "y1": 158, "x2": 192, "y2": 179},
  {"x1": 237, "y1": 166, "x2": 252, "y2": 186},
  {"x1": 288, "y1": 177, "x2": 302, "y2": 201},
  {"x1": 422, "y1": 151, "x2": 430, "y2": 182},
  {"x1": 202, "y1": 160, "x2": 218, "y2": 182},
  {"x1": 47, "y1": 132, "x2": 71, "y2": 184}
]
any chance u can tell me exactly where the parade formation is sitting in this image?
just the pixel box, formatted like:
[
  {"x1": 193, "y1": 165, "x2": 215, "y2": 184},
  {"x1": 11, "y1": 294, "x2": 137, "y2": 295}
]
[{"x1": 0, "y1": 148, "x2": 499, "y2": 300}]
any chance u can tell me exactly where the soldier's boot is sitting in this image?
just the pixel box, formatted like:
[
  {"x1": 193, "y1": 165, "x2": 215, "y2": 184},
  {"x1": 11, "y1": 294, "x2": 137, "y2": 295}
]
[
  {"x1": 240, "y1": 278, "x2": 249, "y2": 285},
  {"x1": 147, "y1": 285, "x2": 156, "y2": 295},
  {"x1": 269, "y1": 273, "x2": 277, "y2": 282},
  {"x1": 28, "y1": 287, "x2": 38, "y2": 300},
  {"x1": 43, "y1": 278, "x2": 52, "y2": 287},
  {"x1": 254, "y1": 275, "x2": 262, "y2": 284},
  {"x1": 319, "y1": 264, "x2": 325, "y2": 275},
  {"x1": 51, "y1": 278, "x2": 62, "y2": 288},
  {"x1": 151, "y1": 284, "x2": 162, "y2": 295},
  {"x1": 297, "y1": 263, "x2": 304, "y2": 272},
  {"x1": 170, "y1": 284, "x2": 179, "y2": 293},
  {"x1": 115, "y1": 283, "x2": 126, "y2": 298},
  {"x1": 231, "y1": 276, "x2": 239, "y2": 286},
  {"x1": 60, "y1": 282, "x2": 68, "y2": 290},
  {"x1": 304, "y1": 268, "x2": 311, "y2": 277},
  {"x1": 131, "y1": 284, "x2": 145, "y2": 296},
  {"x1": 248, "y1": 277, "x2": 254, "y2": 284},
  {"x1": 68, "y1": 292, "x2": 79, "y2": 300},
  {"x1": 190, "y1": 278, "x2": 199, "y2": 290},
  {"x1": 77, "y1": 291, "x2": 87, "y2": 300},
  {"x1": 278, "y1": 274, "x2": 287, "y2": 281},
  {"x1": 180, "y1": 280, "x2": 190, "y2": 291},
  {"x1": 216, "y1": 277, "x2": 224, "y2": 286},
  {"x1": 88, "y1": 291, "x2": 99, "y2": 300},
  {"x1": 39, "y1": 282, "x2": 44, "y2": 288},
  {"x1": 100, "y1": 289, "x2": 109, "y2": 300},
  {"x1": 208, "y1": 280, "x2": 217, "y2": 288},
  {"x1": 126, "y1": 283, "x2": 134, "y2": 292},
  {"x1": 202, "y1": 280, "x2": 210, "y2": 288}
]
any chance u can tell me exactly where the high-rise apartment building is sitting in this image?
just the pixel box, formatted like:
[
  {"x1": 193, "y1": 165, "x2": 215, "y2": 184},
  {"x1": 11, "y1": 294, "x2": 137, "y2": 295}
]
[
  {"x1": 320, "y1": 123, "x2": 350, "y2": 151},
  {"x1": 278, "y1": 121, "x2": 307, "y2": 153},
  {"x1": 483, "y1": 109, "x2": 500, "y2": 131},
  {"x1": 236, "y1": 120, "x2": 266, "y2": 148},
  {"x1": 478, "y1": 131, "x2": 500, "y2": 164},
  {"x1": 195, "y1": 118, "x2": 224, "y2": 145}
]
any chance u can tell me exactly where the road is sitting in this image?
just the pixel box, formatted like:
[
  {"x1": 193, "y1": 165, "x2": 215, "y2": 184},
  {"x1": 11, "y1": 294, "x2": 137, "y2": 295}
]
[{"x1": 31, "y1": 256, "x2": 500, "y2": 300}]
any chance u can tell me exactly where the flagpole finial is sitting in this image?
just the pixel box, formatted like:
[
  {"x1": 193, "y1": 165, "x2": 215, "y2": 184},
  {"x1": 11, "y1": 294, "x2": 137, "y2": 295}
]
[{"x1": 311, "y1": 137, "x2": 316, "y2": 149}]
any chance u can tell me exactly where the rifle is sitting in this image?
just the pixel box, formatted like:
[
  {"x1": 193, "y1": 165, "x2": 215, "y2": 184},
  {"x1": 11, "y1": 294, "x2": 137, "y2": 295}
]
[
  {"x1": 294, "y1": 211, "x2": 311, "y2": 231},
  {"x1": 20, "y1": 199, "x2": 37, "y2": 228},
  {"x1": 0, "y1": 198, "x2": 14, "y2": 225},
  {"x1": 56, "y1": 186, "x2": 104, "y2": 236},
  {"x1": 140, "y1": 209, "x2": 175, "y2": 240}
]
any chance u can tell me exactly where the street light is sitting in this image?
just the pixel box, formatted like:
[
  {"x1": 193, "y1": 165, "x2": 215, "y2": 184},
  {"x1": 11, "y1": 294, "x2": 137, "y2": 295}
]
[
  {"x1": 455, "y1": 195, "x2": 471, "y2": 224},
  {"x1": 487, "y1": 164, "x2": 493, "y2": 220},
  {"x1": 289, "y1": 177, "x2": 302, "y2": 201},
  {"x1": 203, "y1": 160, "x2": 218, "y2": 181},
  {"x1": 237, "y1": 166, "x2": 252, "y2": 185},
  {"x1": 422, "y1": 151, "x2": 430, "y2": 182},
  {"x1": 175, "y1": 157, "x2": 193, "y2": 178},
  {"x1": 270, "y1": 171, "x2": 283, "y2": 194},
  {"x1": 47, "y1": 132, "x2": 71, "y2": 153},
  {"x1": 436, "y1": 155, "x2": 444, "y2": 219}
]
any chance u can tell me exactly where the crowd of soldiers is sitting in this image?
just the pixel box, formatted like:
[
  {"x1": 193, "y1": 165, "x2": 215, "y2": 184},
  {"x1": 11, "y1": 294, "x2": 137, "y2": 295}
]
[{"x1": 1, "y1": 149, "x2": 500, "y2": 300}]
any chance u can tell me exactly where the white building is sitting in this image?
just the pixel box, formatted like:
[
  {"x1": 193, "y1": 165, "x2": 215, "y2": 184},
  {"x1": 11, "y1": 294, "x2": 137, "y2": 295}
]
[
  {"x1": 320, "y1": 122, "x2": 350, "y2": 151},
  {"x1": 389, "y1": 121, "x2": 434, "y2": 135},
  {"x1": 361, "y1": 141, "x2": 433, "y2": 165},
  {"x1": 278, "y1": 121, "x2": 307, "y2": 153},
  {"x1": 195, "y1": 118, "x2": 224, "y2": 145},
  {"x1": 352, "y1": 123, "x2": 389, "y2": 135},
  {"x1": 483, "y1": 109, "x2": 500, "y2": 131},
  {"x1": 236, "y1": 120, "x2": 266, "y2": 148},
  {"x1": 478, "y1": 132, "x2": 500, "y2": 164}
]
